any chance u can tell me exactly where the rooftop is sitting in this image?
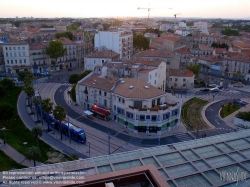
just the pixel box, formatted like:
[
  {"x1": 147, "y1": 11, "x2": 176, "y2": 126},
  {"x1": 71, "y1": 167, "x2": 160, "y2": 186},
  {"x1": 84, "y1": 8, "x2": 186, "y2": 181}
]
[
  {"x1": 85, "y1": 50, "x2": 119, "y2": 59},
  {"x1": 133, "y1": 49, "x2": 173, "y2": 58},
  {"x1": 169, "y1": 69, "x2": 195, "y2": 77},
  {"x1": 114, "y1": 78, "x2": 165, "y2": 99},
  {"x1": 2, "y1": 129, "x2": 250, "y2": 186}
]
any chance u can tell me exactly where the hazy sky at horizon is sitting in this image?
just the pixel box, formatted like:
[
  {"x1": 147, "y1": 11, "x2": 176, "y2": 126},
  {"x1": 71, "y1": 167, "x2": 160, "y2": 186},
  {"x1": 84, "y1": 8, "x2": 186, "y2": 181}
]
[{"x1": 0, "y1": 0, "x2": 249, "y2": 19}]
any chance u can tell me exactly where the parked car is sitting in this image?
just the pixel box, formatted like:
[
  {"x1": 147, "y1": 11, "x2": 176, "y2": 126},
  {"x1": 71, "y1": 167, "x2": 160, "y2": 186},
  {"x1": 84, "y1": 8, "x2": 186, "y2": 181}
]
[
  {"x1": 209, "y1": 84, "x2": 218, "y2": 88},
  {"x1": 210, "y1": 87, "x2": 220, "y2": 92},
  {"x1": 41, "y1": 72, "x2": 49, "y2": 76},
  {"x1": 200, "y1": 88, "x2": 210, "y2": 91},
  {"x1": 233, "y1": 100, "x2": 247, "y2": 106},
  {"x1": 217, "y1": 85, "x2": 223, "y2": 89}
]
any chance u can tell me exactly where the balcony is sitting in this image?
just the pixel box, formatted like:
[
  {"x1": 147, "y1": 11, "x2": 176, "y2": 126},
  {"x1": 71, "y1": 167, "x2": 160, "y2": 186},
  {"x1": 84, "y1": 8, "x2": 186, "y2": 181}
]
[{"x1": 128, "y1": 102, "x2": 178, "y2": 112}]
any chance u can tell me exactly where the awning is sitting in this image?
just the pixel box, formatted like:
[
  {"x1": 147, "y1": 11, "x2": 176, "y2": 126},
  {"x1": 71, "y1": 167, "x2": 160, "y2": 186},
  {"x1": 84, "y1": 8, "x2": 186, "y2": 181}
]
[
  {"x1": 84, "y1": 110, "x2": 93, "y2": 115},
  {"x1": 90, "y1": 106, "x2": 110, "y2": 116}
]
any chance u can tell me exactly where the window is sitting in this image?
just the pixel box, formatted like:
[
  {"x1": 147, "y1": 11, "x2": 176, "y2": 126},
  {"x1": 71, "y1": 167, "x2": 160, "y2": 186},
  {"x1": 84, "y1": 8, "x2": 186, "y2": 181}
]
[
  {"x1": 134, "y1": 101, "x2": 142, "y2": 109},
  {"x1": 163, "y1": 113, "x2": 170, "y2": 120},
  {"x1": 18, "y1": 47, "x2": 20, "y2": 50},
  {"x1": 5, "y1": 47, "x2": 7, "y2": 50},
  {"x1": 14, "y1": 52, "x2": 16, "y2": 57},
  {"x1": 19, "y1": 60, "x2": 22, "y2": 64},
  {"x1": 99, "y1": 90, "x2": 101, "y2": 95},
  {"x1": 22, "y1": 47, "x2": 25, "y2": 50},
  {"x1": 5, "y1": 53, "x2": 8, "y2": 57},
  {"x1": 15, "y1": 60, "x2": 17, "y2": 64},
  {"x1": 183, "y1": 79, "x2": 186, "y2": 82},
  {"x1": 9, "y1": 47, "x2": 11, "y2": 50},
  {"x1": 140, "y1": 115, "x2": 145, "y2": 121},
  {"x1": 126, "y1": 112, "x2": 133, "y2": 119},
  {"x1": 152, "y1": 100, "x2": 155, "y2": 107},
  {"x1": 119, "y1": 98, "x2": 121, "y2": 102},
  {"x1": 122, "y1": 99, "x2": 124, "y2": 103},
  {"x1": 150, "y1": 75, "x2": 151, "y2": 79},
  {"x1": 10, "y1": 53, "x2": 12, "y2": 57},
  {"x1": 104, "y1": 99, "x2": 107, "y2": 106},
  {"x1": 23, "y1": 52, "x2": 26, "y2": 56},
  {"x1": 175, "y1": 78, "x2": 178, "y2": 81},
  {"x1": 24, "y1": 59, "x2": 26, "y2": 63},
  {"x1": 146, "y1": 115, "x2": 150, "y2": 120},
  {"x1": 114, "y1": 105, "x2": 116, "y2": 111},
  {"x1": 11, "y1": 60, "x2": 13, "y2": 64},
  {"x1": 154, "y1": 80, "x2": 156, "y2": 84},
  {"x1": 14, "y1": 47, "x2": 16, "y2": 50},
  {"x1": 18, "y1": 52, "x2": 21, "y2": 56},
  {"x1": 157, "y1": 98, "x2": 161, "y2": 105},
  {"x1": 104, "y1": 92, "x2": 107, "y2": 96},
  {"x1": 7, "y1": 60, "x2": 9, "y2": 64},
  {"x1": 155, "y1": 72, "x2": 157, "y2": 77},
  {"x1": 117, "y1": 107, "x2": 124, "y2": 115},
  {"x1": 152, "y1": 115, "x2": 157, "y2": 121}
]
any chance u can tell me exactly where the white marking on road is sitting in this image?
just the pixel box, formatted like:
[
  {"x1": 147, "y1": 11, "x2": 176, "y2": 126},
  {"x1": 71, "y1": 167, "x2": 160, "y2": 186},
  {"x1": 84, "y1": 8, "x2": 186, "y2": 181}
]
[{"x1": 215, "y1": 119, "x2": 220, "y2": 125}]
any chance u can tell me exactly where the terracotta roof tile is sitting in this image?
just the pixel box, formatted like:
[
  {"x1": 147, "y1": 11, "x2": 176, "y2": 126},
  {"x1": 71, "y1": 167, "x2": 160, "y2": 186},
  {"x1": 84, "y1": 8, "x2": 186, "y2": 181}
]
[
  {"x1": 85, "y1": 51, "x2": 119, "y2": 58},
  {"x1": 232, "y1": 41, "x2": 250, "y2": 49},
  {"x1": 166, "y1": 36, "x2": 181, "y2": 42},
  {"x1": 151, "y1": 38, "x2": 164, "y2": 44},
  {"x1": 29, "y1": 42, "x2": 46, "y2": 50},
  {"x1": 169, "y1": 69, "x2": 194, "y2": 77},
  {"x1": 133, "y1": 49, "x2": 173, "y2": 58},
  {"x1": 175, "y1": 47, "x2": 192, "y2": 54},
  {"x1": 79, "y1": 73, "x2": 118, "y2": 92},
  {"x1": 114, "y1": 78, "x2": 164, "y2": 98}
]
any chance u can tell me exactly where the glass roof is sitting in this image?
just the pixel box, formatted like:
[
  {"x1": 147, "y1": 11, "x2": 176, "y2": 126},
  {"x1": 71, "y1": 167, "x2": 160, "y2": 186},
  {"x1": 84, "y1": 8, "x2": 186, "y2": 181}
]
[{"x1": 174, "y1": 174, "x2": 212, "y2": 187}]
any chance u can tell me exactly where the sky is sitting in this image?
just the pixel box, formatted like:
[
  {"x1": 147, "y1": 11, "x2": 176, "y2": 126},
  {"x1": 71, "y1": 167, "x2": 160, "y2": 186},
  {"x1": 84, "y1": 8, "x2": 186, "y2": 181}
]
[{"x1": 0, "y1": 0, "x2": 250, "y2": 19}]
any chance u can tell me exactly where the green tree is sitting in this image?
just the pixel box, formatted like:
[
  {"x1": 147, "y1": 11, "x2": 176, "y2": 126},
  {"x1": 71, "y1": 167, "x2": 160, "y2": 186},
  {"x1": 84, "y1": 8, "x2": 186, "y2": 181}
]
[
  {"x1": 221, "y1": 27, "x2": 239, "y2": 36},
  {"x1": 0, "y1": 103, "x2": 15, "y2": 126},
  {"x1": 23, "y1": 85, "x2": 35, "y2": 109},
  {"x1": 133, "y1": 34, "x2": 150, "y2": 53},
  {"x1": 70, "y1": 84, "x2": 76, "y2": 102},
  {"x1": 0, "y1": 78, "x2": 15, "y2": 89},
  {"x1": 102, "y1": 23, "x2": 110, "y2": 31},
  {"x1": 46, "y1": 41, "x2": 67, "y2": 70},
  {"x1": 67, "y1": 22, "x2": 82, "y2": 31},
  {"x1": 24, "y1": 71, "x2": 34, "y2": 87},
  {"x1": 69, "y1": 74, "x2": 80, "y2": 84},
  {"x1": 25, "y1": 146, "x2": 41, "y2": 167},
  {"x1": 92, "y1": 22, "x2": 101, "y2": 28},
  {"x1": 18, "y1": 71, "x2": 26, "y2": 81},
  {"x1": 68, "y1": 154, "x2": 79, "y2": 161},
  {"x1": 55, "y1": 31, "x2": 73, "y2": 40},
  {"x1": 53, "y1": 106, "x2": 67, "y2": 140},
  {"x1": 78, "y1": 70, "x2": 92, "y2": 80},
  {"x1": 31, "y1": 126, "x2": 43, "y2": 147},
  {"x1": 41, "y1": 98, "x2": 53, "y2": 131},
  {"x1": 0, "y1": 84, "x2": 6, "y2": 97},
  {"x1": 227, "y1": 102, "x2": 232, "y2": 112},
  {"x1": 186, "y1": 63, "x2": 200, "y2": 77}
]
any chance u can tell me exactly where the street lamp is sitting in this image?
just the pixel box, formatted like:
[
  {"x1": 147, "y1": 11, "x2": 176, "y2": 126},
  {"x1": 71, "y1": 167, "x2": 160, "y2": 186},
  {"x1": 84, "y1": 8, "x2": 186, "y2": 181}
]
[{"x1": 2, "y1": 127, "x2": 6, "y2": 144}]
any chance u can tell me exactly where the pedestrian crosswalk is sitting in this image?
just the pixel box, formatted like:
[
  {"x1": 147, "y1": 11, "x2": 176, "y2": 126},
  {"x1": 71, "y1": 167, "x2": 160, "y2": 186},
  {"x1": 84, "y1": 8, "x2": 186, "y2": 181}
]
[
  {"x1": 61, "y1": 83, "x2": 73, "y2": 86},
  {"x1": 196, "y1": 90, "x2": 250, "y2": 100},
  {"x1": 175, "y1": 133, "x2": 194, "y2": 142}
]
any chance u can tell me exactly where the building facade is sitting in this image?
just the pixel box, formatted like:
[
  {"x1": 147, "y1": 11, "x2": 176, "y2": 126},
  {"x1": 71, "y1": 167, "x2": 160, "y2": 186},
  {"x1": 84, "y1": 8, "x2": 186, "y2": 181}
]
[{"x1": 94, "y1": 31, "x2": 133, "y2": 60}]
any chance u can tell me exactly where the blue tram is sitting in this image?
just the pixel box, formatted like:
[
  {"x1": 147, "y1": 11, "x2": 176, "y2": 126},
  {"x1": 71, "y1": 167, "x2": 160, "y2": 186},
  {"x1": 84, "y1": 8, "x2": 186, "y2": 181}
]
[{"x1": 37, "y1": 105, "x2": 86, "y2": 144}]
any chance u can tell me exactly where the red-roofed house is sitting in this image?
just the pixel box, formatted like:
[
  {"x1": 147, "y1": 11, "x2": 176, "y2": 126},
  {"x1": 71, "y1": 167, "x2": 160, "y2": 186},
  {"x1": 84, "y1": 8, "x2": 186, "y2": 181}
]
[
  {"x1": 163, "y1": 36, "x2": 186, "y2": 51},
  {"x1": 168, "y1": 69, "x2": 195, "y2": 89}
]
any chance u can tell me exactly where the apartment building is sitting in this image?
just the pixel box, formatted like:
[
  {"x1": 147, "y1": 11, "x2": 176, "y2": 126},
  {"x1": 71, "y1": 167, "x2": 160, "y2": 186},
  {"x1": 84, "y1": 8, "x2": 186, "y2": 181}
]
[
  {"x1": 94, "y1": 31, "x2": 133, "y2": 60},
  {"x1": 3, "y1": 41, "x2": 31, "y2": 75},
  {"x1": 168, "y1": 69, "x2": 195, "y2": 89},
  {"x1": 29, "y1": 42, "x2": 49, "y2": 74},
  {"x1": 112, "y1": 78, "x2": 180, "y2": 135},
  {"x1": 84, "y1": 50, "x2": 120, "y2": 71},
  {"x1": 163, "y1": 36, "x2": 186, "y2": 51},
  {"x1": 76, "y1": 42, "x2": 93, "y2": 68}
]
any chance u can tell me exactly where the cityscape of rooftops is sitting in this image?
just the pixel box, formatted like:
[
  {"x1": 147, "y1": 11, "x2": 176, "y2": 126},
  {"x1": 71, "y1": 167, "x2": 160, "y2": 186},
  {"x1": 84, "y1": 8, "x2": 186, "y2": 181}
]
[{"x1": 1, "y1": 1, "x2": 250, "y2": 187}]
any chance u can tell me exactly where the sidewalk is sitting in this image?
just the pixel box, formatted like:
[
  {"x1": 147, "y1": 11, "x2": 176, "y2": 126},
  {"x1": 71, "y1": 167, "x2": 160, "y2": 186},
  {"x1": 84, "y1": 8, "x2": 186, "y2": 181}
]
[{"x1": 0, "y1": 139, "x2": 41, "y2": 168}]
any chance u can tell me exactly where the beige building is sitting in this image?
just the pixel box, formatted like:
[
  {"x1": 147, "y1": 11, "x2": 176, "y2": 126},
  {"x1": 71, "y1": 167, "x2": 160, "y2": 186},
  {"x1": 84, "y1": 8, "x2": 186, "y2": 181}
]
[
  {"x1": 112, "y1": 78, "x2": 181, "y2": 135},
  {"x1": 163, "y1": 36, "x2": 186, "y2": 51},
  {"x1": 168, "y1": 69, "x2": 195, "y2": 89}
]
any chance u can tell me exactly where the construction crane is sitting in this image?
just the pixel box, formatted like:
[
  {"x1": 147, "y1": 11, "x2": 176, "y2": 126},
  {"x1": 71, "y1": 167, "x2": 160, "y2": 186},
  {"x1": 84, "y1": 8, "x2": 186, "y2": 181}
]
[
  {"x1": 174, "y1": 13, "x2": 181, "y2": 19},
  {"x1": 138, "y1": 7, "x2": 172, "y2": 28}
]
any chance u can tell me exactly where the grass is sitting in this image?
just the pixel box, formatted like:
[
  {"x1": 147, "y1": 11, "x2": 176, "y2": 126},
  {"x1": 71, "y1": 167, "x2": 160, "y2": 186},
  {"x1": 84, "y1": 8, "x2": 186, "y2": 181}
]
[
  {"x1": 0, "y1": 150, "x2": 26, "y2": 171},
  {"x1": 181, "y1": 97, "x2": 210, "y2": 131},
  {"x1": 0, "y1": 86, "x2": 70, "y2": 166},
  {"x1": 220, "y1": 104, "x2": 241, "y2": 118}
]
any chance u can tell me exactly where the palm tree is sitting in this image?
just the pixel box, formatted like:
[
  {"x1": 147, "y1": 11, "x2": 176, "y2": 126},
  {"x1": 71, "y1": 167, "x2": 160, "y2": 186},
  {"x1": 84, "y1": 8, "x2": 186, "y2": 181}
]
[
  {"x1": 31, "y1": 126, "x2": 43, "y2": 147},
  {"x1": 53, "y1": 105, "x2": 67, "y2": 140},
  {"x1": 41, "y1": 98, "x2": 53, "y2": 131},
  {"x1": 227, "y1": 102, "x2": 232, "y2": 112},
  {"x1": 33, "y1": 97, "x2": 40, "y2": 121},
  {"x1": 25, "y1": 146, "x2": 41, "y2": 167},
  {"x1": 24, "y1": 85, "x2": 35, "y2": 110}
]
